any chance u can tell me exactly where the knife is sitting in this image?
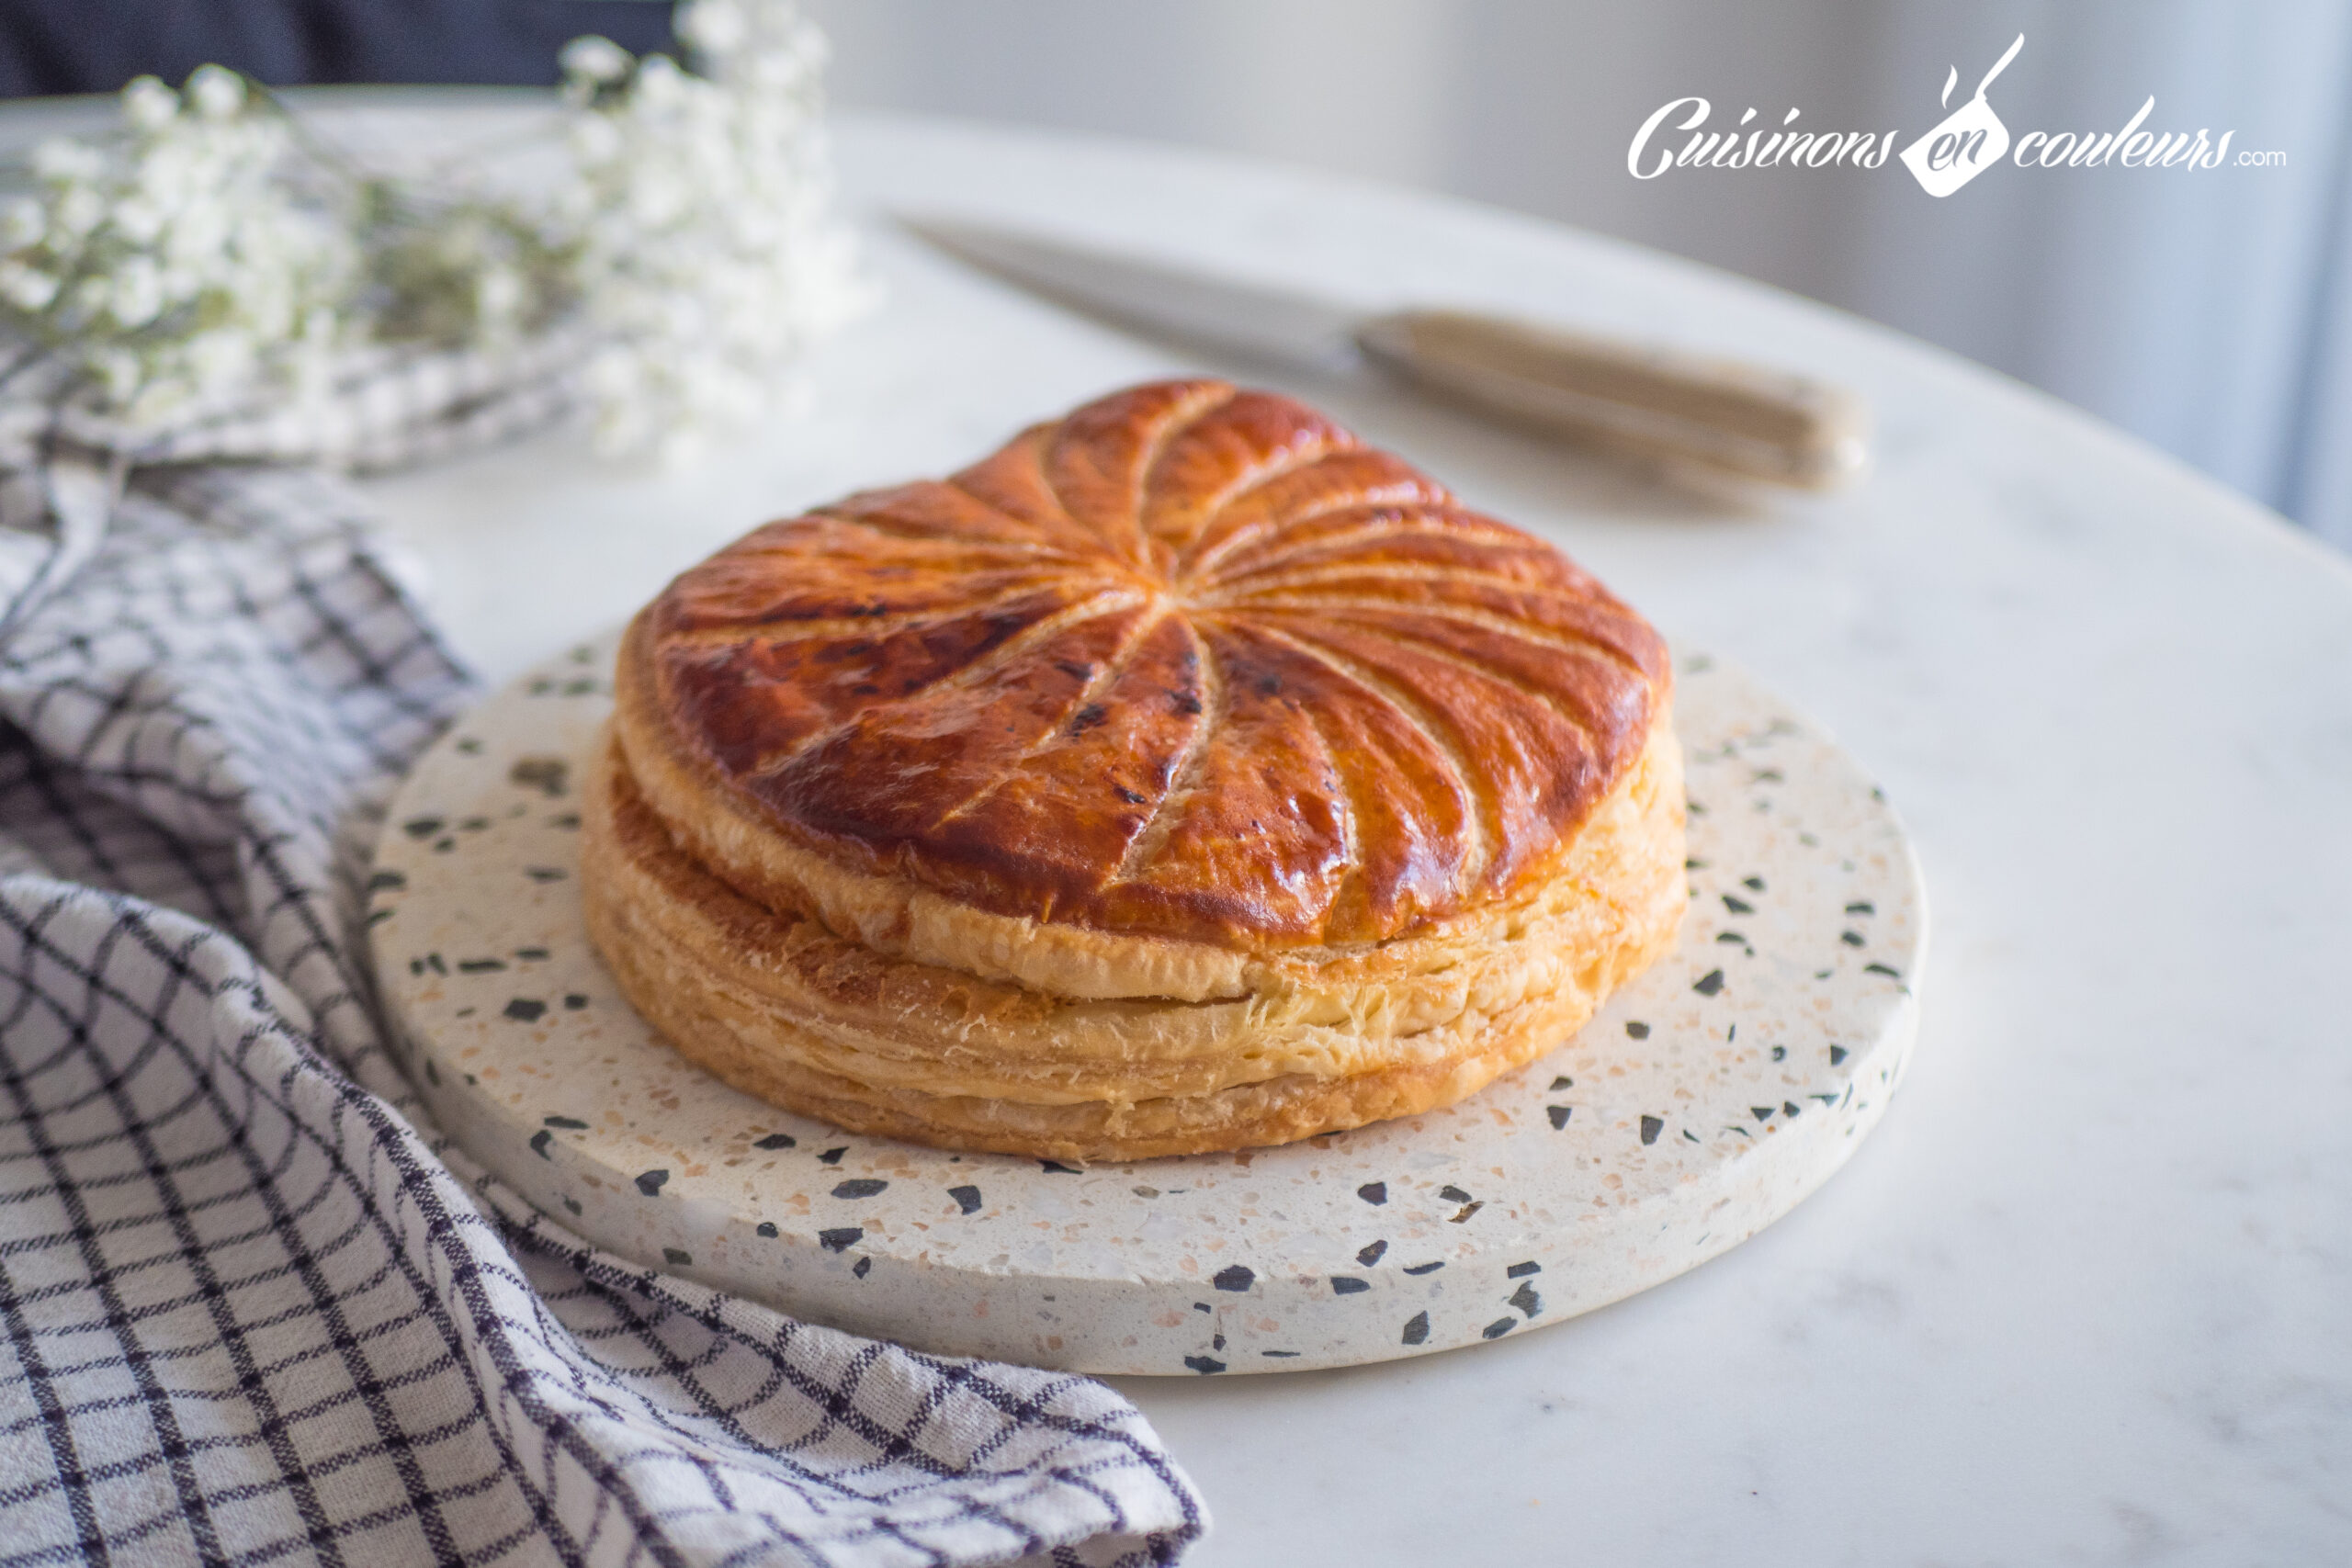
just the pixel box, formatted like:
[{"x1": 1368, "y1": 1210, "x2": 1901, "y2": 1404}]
[{"x1": 899, "y1": 214, "x2": 1869, "y2": 492}]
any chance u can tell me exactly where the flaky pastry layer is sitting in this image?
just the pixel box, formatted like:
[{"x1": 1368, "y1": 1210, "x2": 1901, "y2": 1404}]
[{"x1": 582, "y1": 716, "x2": 1686, "y2": 1160}]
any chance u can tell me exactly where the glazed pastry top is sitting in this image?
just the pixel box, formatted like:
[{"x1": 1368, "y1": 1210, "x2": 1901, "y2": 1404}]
[{"x1": 644, "y1": 378, "x2": 1670, "y2": 949}]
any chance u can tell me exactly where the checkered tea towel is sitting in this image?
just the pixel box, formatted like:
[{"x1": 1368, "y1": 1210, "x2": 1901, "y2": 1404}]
[{"x1": 0, "y1": 352, "x2": 1207, "y2": 1565}]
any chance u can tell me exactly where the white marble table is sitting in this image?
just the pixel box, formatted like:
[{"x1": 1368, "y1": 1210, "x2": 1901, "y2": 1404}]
[{"x1": 334, "y1": 108, "x2": 2351, "y2": 1565}]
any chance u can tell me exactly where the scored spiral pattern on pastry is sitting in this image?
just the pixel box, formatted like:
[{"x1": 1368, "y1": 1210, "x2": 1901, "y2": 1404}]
[{"x1": 646, "y1": 378, "x2": 1670, "y2": 950}]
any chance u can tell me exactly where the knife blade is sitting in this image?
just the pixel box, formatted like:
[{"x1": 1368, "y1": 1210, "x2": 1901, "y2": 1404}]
[{"x1": 899, "y1": 214, "x2": 1869, "y2": 492}]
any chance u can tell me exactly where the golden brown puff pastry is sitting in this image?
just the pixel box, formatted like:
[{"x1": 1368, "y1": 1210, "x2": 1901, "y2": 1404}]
[{"x1": 582, "y1": 379, "x2": 1687, "y2": 1159}]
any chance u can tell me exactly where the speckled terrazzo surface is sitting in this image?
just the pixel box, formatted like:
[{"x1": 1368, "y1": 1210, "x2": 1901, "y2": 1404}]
[{"x1": 368, "y1": 631, "x2": 1926, "y2": 1375}]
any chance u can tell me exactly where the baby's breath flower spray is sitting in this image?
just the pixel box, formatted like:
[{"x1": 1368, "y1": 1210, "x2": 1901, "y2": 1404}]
[{"x1": 0, "y1": 1, "x2": 871, "y2": 460}]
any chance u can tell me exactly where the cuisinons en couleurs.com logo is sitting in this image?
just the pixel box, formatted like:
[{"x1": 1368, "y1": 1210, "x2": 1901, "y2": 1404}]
[{"x1": 1627, "y1": 34, "x2": 2272, "y2": 197}]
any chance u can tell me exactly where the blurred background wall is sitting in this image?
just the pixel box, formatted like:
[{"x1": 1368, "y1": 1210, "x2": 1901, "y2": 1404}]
[{"x1": 5, "y1": 0, "x2": 2349, "y2": 548}]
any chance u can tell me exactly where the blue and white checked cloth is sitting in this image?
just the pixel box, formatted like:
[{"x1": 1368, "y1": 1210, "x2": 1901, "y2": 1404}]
[{"x1": 0, "y1": 355, "x2": 1207, "y2": 1566}]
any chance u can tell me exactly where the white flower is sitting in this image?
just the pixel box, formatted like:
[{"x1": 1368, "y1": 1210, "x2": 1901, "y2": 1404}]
[
  {"x1": 675, "y1": 0, "x2": 748, "y2": 57},
  {"x1": 559, "y1": 35, "x2": 632, "y2": 85},
  {"x1": 546, "y1": 0, "x2": 874, "y2": 455},
  {"x1": 106, "y1": 257, "x2": 164, "y2": 327},
  {"x1": 166, "y1": 197, "x2": 229, "y2": 265},
  {"x1": 0, "y1": 197, "x2": 43, "y2": 249},
  {"x1": 121, "y1": 75, "x2": 177, "y2": 132},
  {"x1": 187, "y1": 64, "x2": 245, "y2": 121},
  {"x1": 186, "y1": 327, "x2": 256, "y2": 385},
  {"x1": 52, "y1": 185, "x2": 105, "y2": 239},
  {"x1": 0, "y1": 262, "x2": 57, "y2": 311},
  {"x1": 632, "y1": 53, "x2": 686, "y2": 107},
  {"x1": 111, "y1": 197, "x2": 164, "y2": 245}
]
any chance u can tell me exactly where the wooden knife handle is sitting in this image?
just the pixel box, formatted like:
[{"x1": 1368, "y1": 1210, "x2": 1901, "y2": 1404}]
[{"x1": 1353, "y1": 309, "x2": 1869, "y2": 491}]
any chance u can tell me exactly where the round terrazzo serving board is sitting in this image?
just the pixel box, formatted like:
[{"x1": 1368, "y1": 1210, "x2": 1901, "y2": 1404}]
[{"x1": 368, "y1": 632, "x2": 1926, "y2": 1376}]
